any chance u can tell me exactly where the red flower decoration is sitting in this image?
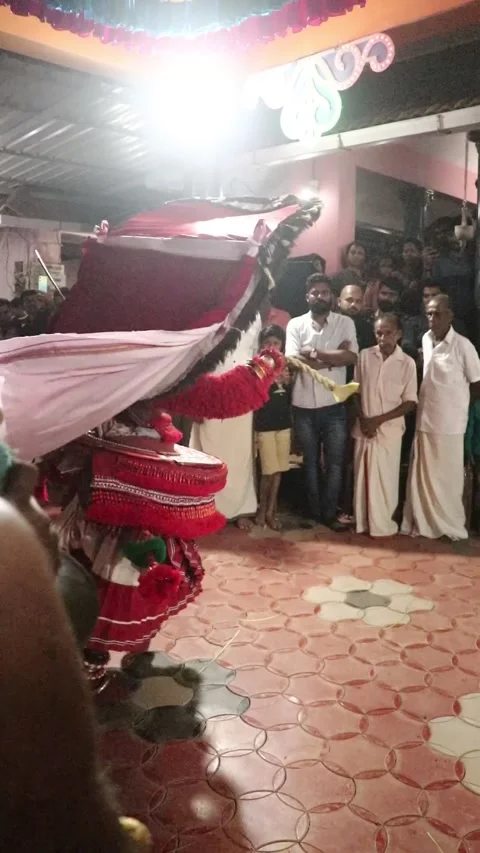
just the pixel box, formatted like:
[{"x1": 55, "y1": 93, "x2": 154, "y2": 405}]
[{"x1": 138, "y1": 562, "x2": 183, "y2": 604}]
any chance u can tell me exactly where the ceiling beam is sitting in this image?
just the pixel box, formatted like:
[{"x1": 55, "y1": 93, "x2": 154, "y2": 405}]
[{"x1": 0, "y1": 142, "x2": 148, "y2": 179}]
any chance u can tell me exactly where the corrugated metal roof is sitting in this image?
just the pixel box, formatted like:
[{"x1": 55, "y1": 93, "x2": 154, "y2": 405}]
[
  {"x1": 3, "y1": 36, "x2": 480, "y2": 217},
  {"x1": 0, "y1": 51, "x2": 159, "y2": 212}
]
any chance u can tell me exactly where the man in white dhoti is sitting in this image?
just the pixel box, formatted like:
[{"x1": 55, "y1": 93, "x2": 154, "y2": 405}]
[
  {"x1": 402, "y1": 294, "x2": 480, "y2": 540},
  {"x1": 353, "y1": 314, "x2": 417, "y2": 537}
]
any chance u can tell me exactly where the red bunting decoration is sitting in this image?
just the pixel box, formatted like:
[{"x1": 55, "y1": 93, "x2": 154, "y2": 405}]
[{"x1": 1, "y1": 0, "x2": 366, "y2": 52}]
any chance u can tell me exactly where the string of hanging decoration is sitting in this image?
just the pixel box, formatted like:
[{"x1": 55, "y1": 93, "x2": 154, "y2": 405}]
[{"x1": 0, "y1": 0, "x2": 366, "y2": 52}]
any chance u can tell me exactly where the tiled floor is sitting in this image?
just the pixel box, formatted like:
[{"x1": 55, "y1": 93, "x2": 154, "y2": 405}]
[{"x1": 99, "y1": 524, "x2": 480, "y2": 852}]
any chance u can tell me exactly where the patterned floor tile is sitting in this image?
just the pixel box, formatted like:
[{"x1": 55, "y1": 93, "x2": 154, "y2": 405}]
[
  {"x1": 280, "y1": 760, "x2": 355, "y2": 811},
  {"x1": 162, "y1": 614, "x2": 211, "y2": 640},
  {"x1": 218, "y1": 643, "x2": 271, "y2": 669},
  {"x1": 299, "y1": 701, "x2": 365, "y2": 740},
  {"x1": 259, "y1": 725, "x2": 328, "y2": 766},
  {"x1": 351, "y1": 773, "x2": 427, "y2": 825},
  {"x1": 302, "y1": 630, "x2": 354, "y2": 659},
  {"x1": 226, "y1": 791, "x2": 309, "y2": 850},
  {"x1": 324, "y1": 734, "x2": 389, "y2": 779},
  {"x1": 320, "y1": 654, "x2": 375, "y2": 686},
  {"x1": 152, "y1": 779, "x2": 235, "y2": 835},
  {"x1": 388, "y1": 742, "x2": 461, "y2": 789},
  {"x1": 383, "y1": 823, "x2": 461, "y2": 853},
  {"x1": 253, "y1": 628, "x2": 303, "y2": 651},
  {"x1": 340, "y1": 680, "x2": 398, "y2": 715},
  {"x1": 397, "y1": 687, "x2": 457, "y2": 722},
  {"x1": 98, "y1": 528, "x2": 480, "y2": 852},
  {"x1": 402, "y1": 643, "x2": 455, "y2": 672},
  {"x1": 427, "y1": 715, "x2": 480, "y2": 758},
  {"x1": 266, "y1": 648, "x2": 323, "y2": 676},
  {"x1": 461, "y1": 751, "x2": 480, "y2": 796},
  {"x1": 364, "y1": 710, "x2": 425, "y2": 748},
  {"x1": 229, "y1": 665, "x2": 289, "y2": 698},
  {"x1": 284, "y1": 673, "x2": 342, "y2": 706},
  {"x1": 305, "y1": 809, "x2": 379, "y2": 853},
  {"x1": 206, "y1": 624, "x2": 259, "y2": 649},
  {"x1": 173, "y1": 829, "x2": 243, "y2": 853},
  {"x1": 242, "y1": 694, "x2": 302, "y2": 730},
  {"x1": 169, "y1": 636, "x2": 218, "y2": 662},
  {"x1": 430, "y1": 668, "x2": 480, "y2": 700},
  {"x1": 208, "y1": 750, "x2": 286, "y2": 798},
  {"x1": 203, "y1": 715, "x2": 263, "y2": 755},
  {"x1": 141, "y1": 741, "x2": 214, "y2": 788},
  {"x1": 351, "y1": 638, "x2": 399, "y2": 665},
  {"x1": 375, "y1": 660, "x2": 430, "y2": 692},
  {"x1": 132, "y1": 676, "x2": 193, "y2": 710},
  {"x1": 459, "y1": 693, "x2": 480, "y2": 727},
  {"x1": 426, "y1": 783, "x2": 480, "y2": 839}
]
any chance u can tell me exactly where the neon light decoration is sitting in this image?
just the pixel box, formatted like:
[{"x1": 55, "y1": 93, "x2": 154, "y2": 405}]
[{"x1": 244, "y1": 33, "x2": 395, "y2": 142}]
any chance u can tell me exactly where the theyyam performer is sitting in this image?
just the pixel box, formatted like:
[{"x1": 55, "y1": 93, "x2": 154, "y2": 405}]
[{"x1": 0, "y1": 197, "x2": 355, "y2": 678}]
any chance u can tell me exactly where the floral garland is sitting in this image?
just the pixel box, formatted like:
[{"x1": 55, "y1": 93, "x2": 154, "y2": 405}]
[{"x1": 1, "y1": 0, "x2": 366, "y2": 51}]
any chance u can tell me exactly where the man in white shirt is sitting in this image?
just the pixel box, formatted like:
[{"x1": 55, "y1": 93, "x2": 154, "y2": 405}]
[
  {"x1": 286, "y1": 274, "x2": 358, "y2": 530},
  {"x1": 353, "y1": 314, "x2": 417, "y2": 537},
  {"x1": 402, "y1": 294, "x2": 480, "y2": 540}
]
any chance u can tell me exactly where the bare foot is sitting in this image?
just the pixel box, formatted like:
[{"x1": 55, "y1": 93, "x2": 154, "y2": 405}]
[
  {"x1": 236, "y1": 516, "x2": 254, "y2": 531},
  {"x1": 266, "y1": 514, "x2": 282, "y2": 531},
  {"x1": 255, "y1": 513, "x2": 267, "y2": 527}
]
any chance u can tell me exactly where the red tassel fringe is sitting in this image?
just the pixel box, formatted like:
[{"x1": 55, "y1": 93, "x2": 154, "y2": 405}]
[
  {"x1": 91, "y1": 451, "x2": 227, "y2": 497},
  {"x1": 86, "y1": 498, "x2": 226, "y2": 539},
  {"x1": 161, "y1": 360, "x2": 278, "y2": 421}
]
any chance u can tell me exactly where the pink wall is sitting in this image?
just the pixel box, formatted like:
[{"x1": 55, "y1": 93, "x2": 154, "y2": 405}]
[
  {"x1": 353, "y1": 143, "x2": 477, "y2": 206},
  {"x1": 229, "y1": 137, "x2": 476, "y2": 274},
  {"x1": 289, "y1": 140, "x2": 477, "y2": 273},
  {"x1": 290, "y1": 152, "x2": 356, "y2": 273}
]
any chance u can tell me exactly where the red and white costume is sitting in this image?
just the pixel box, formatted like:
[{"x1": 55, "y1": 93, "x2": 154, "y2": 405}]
[{"x1": 0, "y1": 197, "x2": 320, "y2": 655}]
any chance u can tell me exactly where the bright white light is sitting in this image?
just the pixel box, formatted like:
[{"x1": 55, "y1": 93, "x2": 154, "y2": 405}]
[
  {"x1": 146, "y1": 55, "x2": 236, "y2": 161},
  {"x1": 298, "y1": 182, "x2": 320, "y2": 201}
]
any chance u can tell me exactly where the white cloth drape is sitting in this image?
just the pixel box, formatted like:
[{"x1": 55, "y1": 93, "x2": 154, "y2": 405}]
[
  {"x1": 190, "y1": 317, "x2": 261, "y2": 520},
  {"x1": 0, "y1": 326, "x2": 223, "y2": 461}
]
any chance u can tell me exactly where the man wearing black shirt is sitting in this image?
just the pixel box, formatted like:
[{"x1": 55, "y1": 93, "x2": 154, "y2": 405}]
[{"x1": 337, "y1": 284, "x2": 375, "y2": 369}]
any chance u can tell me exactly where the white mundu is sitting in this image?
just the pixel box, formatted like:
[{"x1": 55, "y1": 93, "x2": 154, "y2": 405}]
[
  {"x1": 402, "y1": 327, "x2": 480, "y2": 540},
  {"x1": 353, "y1": 345, "x2": 417, "y2": 537},
  {"x1": 190, "y1": 316, "x2": 261, "y2": 520}
]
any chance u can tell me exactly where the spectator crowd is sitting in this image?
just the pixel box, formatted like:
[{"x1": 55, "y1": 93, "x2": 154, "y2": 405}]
[
  {"x1": 3, "y1": 231, "x2": 480, "y2": 543},
  {"x1": 0, "y1": 287, "x2": 68, "y2": 339},
  {"x1": 252, "y1": 228, "x2": 480, "y2": 541}
]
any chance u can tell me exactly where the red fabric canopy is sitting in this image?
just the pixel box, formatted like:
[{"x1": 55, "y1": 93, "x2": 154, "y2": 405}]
[
  {"x1": 108, "y1": 200, "x2": 300, "y2": 240},
  {"x1": 52, "y1": 196, "x2": 319, "y2": 339}
]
